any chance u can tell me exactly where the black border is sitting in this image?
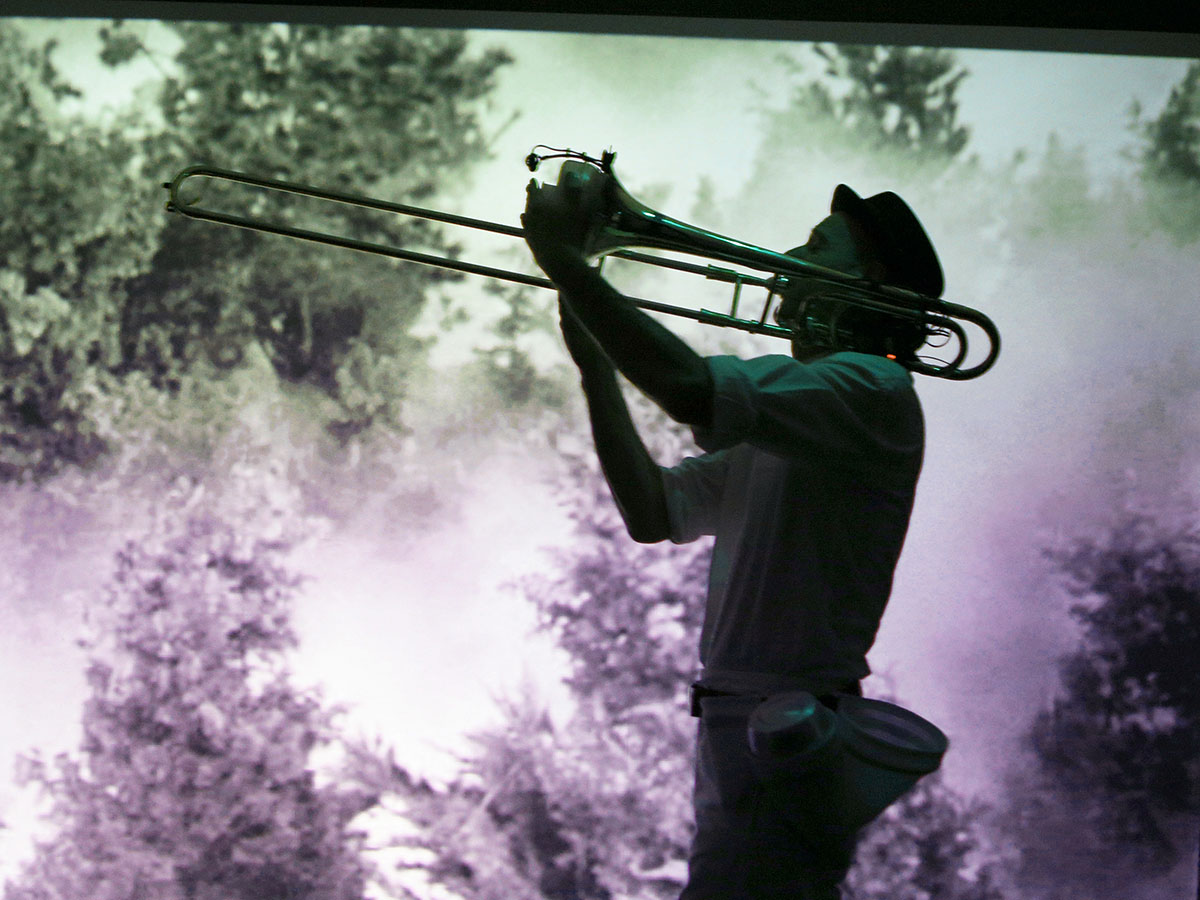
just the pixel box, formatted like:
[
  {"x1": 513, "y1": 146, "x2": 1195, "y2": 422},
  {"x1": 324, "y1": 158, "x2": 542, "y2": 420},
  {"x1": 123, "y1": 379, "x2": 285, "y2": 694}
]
[{"x1": 5, "y1": 1, "x2": 1199, "y2": 57}]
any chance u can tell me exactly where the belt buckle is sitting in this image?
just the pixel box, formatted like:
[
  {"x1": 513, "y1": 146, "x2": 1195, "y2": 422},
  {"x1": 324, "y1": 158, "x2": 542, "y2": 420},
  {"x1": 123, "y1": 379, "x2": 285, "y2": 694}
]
[{"x1": 690, "y1": 683, "x2": 727, "y2": 717}]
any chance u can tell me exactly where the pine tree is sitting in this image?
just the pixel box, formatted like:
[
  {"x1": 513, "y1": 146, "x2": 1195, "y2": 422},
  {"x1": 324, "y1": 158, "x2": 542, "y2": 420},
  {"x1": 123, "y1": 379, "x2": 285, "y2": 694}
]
[
  {"x1": 1004, "y1": 131, "x2": 1099, "y2": 241},
  {"x1": 1007, "y1": 508, "x2": 1200, "y2": 897},
  {"x1": 1128, "y1": 60, "x2": 1200, "y2": 241},
  {"x1": 470, "y1": 282, "x2": 564, "y2": 412},
  {"x1": 732, "y1": 42, "x2": 973, "y2": 251},
  {"x1": 4, "y1": 500, "x2": 377, "y2": 900},
  {"x1": 759, "y1": 43, "x2": 973, "y2": 173},
  {"x1": 808, "y1": 44, "x2": 971, "y2": 161},
  {"x1": 1131, "y1": 61, "x2": 1200, "y2": 185},
  {"x1": 1039, "y1": 511, "x2": 1200, "y2": 844}
]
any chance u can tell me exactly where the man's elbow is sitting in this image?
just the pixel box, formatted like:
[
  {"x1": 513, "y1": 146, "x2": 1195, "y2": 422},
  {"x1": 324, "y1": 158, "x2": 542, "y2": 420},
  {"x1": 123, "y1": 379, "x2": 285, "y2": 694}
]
[
  {"x1": 621, "y1": 497, "x2": 672, "y2": 544},
  {"x1": 627, "y1": 520, "x2": 671, "y2": 544}
]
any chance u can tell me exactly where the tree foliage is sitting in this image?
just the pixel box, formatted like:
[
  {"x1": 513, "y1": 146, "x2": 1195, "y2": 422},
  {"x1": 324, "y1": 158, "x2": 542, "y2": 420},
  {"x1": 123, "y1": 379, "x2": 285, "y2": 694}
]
[
  {"x1": 106, "y1": 21, "x2": 511, "y2": 436},
  {"x1": 526, "y1": 420, "x2": 710, "y2": 718},
  {"x1": 805, "y1": 44, "x2": 971, "y2": 161},
  {"x1": 0, "y1": 23, "x2": 159, "y2": 480},
  {"x1": 758, "y1": 43, "x2": 972, "y2": 179},
  {"x1": 1130, "y1": 60, "x2": 1200, "y2": 185},
  {"x1": 4, "y1": 499, "x2": 377, "y2": 900},
  {"x1": 356, "y1": 409, "x2": 707, "y2": 899},
  {"x1": 731, "y1": 42, "x2": 974, "y2": 251},
  {"x1": 377, "y1": 682, "x2": 695, "y2": 900},
  {"x1": 1128, "y1": 60, "x2": 1200, "y2": 241},
  {"x1": 0, "y1": 21, "x2": 512, "y2": 484},
  {"x1": 845, "y1": 772, "x2": 1014, "y2": 900},
  {"x1": 1020, "y1": 510, "x2": 1200, "y2": 878},
  {"x1": 1002, "y1": 131, "x2": 1105, "y2": 242},
  {"x1": 469, "y1": 282, "x2": 566, "y2": 413}
]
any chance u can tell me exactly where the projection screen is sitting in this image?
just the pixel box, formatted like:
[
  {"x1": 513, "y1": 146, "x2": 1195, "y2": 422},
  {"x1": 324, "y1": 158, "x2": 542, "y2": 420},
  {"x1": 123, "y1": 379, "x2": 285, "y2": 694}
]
[{"x1": 1, "y1": 4, "x2": 1197, "y2": 898}]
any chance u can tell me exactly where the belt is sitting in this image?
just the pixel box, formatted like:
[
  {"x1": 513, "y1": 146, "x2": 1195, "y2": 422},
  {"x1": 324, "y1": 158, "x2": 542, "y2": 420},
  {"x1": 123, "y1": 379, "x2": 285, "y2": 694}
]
[{"x1": 688, "y1": 680, "x2": 862, "y2": 718}]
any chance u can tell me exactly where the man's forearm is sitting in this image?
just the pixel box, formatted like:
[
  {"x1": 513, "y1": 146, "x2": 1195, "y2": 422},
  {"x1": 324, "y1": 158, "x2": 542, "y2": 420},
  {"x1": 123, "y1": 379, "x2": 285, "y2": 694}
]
[
  {"x1": 576, "y1": 362, "x2": 671, "y2": 544},
  {"x1": 550, "y1": 254, "x2": 713, "y2": 428}
]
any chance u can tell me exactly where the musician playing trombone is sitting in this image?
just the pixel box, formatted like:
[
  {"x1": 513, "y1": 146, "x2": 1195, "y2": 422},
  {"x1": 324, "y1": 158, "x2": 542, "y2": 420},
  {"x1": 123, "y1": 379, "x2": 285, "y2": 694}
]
[{"x1": 522, "y1": 178, "x2": 941, "y2": 900}]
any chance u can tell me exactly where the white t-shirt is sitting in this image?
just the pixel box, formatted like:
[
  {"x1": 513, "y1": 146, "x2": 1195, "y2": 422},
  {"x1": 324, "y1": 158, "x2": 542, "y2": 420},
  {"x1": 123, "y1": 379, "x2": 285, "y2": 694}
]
[{"x1": 661, "y1": 352, "x2": 924, "y2": 695}]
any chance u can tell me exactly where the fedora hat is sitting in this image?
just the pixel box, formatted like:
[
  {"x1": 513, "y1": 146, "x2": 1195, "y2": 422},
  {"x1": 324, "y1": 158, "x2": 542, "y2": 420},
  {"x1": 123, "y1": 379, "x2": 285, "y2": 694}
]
[{"x1": 831, "y1": 184, "x2": 944, "y2": 298}]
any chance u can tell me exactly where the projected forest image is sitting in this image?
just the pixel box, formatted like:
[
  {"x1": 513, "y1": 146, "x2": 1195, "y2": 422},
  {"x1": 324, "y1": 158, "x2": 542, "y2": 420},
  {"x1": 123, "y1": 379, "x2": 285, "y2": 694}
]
[{"x1": 1, "y1": 16, "x2": 1198, "y2": 900}]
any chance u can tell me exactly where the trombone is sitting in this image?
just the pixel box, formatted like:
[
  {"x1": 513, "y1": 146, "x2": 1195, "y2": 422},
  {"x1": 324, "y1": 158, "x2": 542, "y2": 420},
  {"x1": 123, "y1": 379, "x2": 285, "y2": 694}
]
[{"x1": 163, "y1": 147, "x2": 1000, "y2": 380}]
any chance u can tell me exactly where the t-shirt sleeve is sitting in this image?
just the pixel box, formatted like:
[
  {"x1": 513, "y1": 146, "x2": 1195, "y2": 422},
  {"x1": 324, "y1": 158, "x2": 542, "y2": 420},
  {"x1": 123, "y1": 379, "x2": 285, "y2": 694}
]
[
  {"x1": 660, "y1": 449, "x2": 732, "y2": 544},
  {"x1": 690, "y1": 353, "x2": 923, "y2": 479}
]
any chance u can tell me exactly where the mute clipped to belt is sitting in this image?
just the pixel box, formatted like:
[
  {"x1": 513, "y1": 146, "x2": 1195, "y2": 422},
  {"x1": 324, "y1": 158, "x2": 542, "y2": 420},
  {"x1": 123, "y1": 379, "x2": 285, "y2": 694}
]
[{"x1": 745, "y1": 689, "x2": 950, "y2": 832}]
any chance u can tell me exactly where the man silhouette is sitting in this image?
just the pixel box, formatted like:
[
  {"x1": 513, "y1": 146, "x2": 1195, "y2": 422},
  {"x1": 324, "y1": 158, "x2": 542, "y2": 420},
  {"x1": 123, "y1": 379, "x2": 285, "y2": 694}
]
[{"x1": 523, "y1": 177, "x2": 941, "y2": 899}]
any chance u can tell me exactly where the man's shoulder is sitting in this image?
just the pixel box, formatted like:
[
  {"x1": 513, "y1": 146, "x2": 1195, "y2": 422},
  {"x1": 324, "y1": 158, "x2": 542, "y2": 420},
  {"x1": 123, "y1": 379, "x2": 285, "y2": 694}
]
[
  {"x1": 811, "y1": 351, "x2": 915, "y2": 391},
  {"x1": 705, "y1": 350, "x2": 912, "y2": 393},
  {"x1": 725, "y1": 351, "x2": 913, "y2": 391},
  {"x1": 813, "y1": 350, "x2": 910, "y2": 373}
]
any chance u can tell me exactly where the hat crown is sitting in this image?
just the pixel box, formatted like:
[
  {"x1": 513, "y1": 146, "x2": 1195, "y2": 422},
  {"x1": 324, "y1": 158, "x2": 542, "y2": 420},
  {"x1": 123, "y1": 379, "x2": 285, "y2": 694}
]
[{"x1": 831, "y1": 184, "x2": 943, "y2": 298}]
